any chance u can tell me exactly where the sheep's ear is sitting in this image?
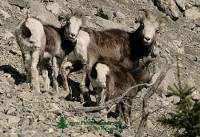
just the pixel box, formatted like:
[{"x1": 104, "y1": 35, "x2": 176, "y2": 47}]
[
  {"x1": 135, "y1": 16, "x2": 143, "y2": 23},
  {"x1": 68, "y1": 8, "x2": 74, "y2": 16},
  {"x1": 139, "y1": 9, "x2": 151, "y2": 19}
]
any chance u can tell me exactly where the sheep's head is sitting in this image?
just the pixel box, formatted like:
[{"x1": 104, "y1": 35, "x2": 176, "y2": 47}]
[
  {"x1": 136, "y1": 9, "x2": 166, "y2": 46},
  {"x1": 64, "y1": 9, "x2": 85, "y2": 42}
]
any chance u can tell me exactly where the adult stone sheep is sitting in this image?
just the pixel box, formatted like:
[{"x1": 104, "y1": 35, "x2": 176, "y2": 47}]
[
  {"x1": 15, "y1": 17, "x2": 70, "y2": 93},
  {"x1": 63, "y1": 9, "x2": 165, "y2": 102}
]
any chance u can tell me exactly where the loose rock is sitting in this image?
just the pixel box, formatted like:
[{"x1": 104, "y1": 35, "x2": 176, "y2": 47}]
[
  {"x1": 46, "y1": 3, "x2": 61, "y2": 15},
  {"x1": 8, "y1": 0, "x2": 30, "y2": 9},
  {"x1": 29, "y1": 1, "x2": 61, "y2": 28},
  {"x1": 7, "y1": 115, "x2": 20, "y2": 124},
  {"x1": 185, "y1": 7, "x2": 200, "y2": 20}
]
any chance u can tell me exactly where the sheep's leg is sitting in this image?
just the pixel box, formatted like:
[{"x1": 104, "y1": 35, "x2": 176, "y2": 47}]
[
  {"x1": 80, "y1": 66, "x2": 90, "y2": 103},
  {"x1": 99, "y1": 88, "x2": 106, "y2": 105},
  {"x1": 115, "y1": 102, "x2": 124, "y2": 122},
  {"x1": 123, "y1": 98, "x2": 132, "y2": 127},
  {"x1": 80, "y1": 65, "x2": 88, "y2": 103},
  {"x1": 60, "y1": 60, "x2": 72, "y2": 97},
  {"x1": 42, "y1": 69, "x2": 50, "y2": 92},
  {"x1": 24, "y1": 52, "x2": 32, "y2": 83},
  {"x1": 30, "y1": 50, "x2": 40, "y2": 93},
  {"x1": 94, "y1": 87, "x2": 105, "y2": 105},
  {"x1": 52, "y1": 57, "x2": 59, "y2": 93},
  {"x1": 100, "y1": 88, "x2": 107, "y2": 121},
  {"x1": 80, "y1": 56, "x2": 97, "y2": 103}
]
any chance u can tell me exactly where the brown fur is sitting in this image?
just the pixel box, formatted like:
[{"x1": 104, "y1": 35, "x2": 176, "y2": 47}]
[
  {"x1": 81, "y1": 27, "x2": 153, "y2": 85},
  {"x1": 15, "y1": 17, "x2": 70, "y2": 92},
  {"x1": 90, "y1": 60, "x2": 138, "y2": 125},
  {"x1": 82, "y1": 28, "x2": 133, "y2": 73},
  {"x1": 64, "y1": 10, "x2": 161, "y2": 101}
]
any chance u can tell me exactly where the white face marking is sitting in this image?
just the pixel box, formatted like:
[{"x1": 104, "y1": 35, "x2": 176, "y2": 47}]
[
  {"x1": 142, "y1": 19, "x2": 159, "y2": 46},
  {"x1": 74, "y1": 30, "x2": 90, "y2": 63},
  {"x1": 94, "y1": 63, "x2": 110, "y2": 88},
  {"x1": 67, "y1": 16, "x2": 83, "y2": 41},
  {"x1": 25, "y1": 18, "x2": 45, "y2": 48}
]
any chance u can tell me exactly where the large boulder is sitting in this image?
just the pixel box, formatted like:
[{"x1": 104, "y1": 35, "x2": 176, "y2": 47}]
[{"x1": 29, "y1": 1, "x2": 61, "y2": 28}]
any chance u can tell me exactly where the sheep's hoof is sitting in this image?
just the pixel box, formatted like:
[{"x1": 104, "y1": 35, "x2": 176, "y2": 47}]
[
  {"x1": 80, "y1": 94, "x2": 85, "y2": 103},
  {"x1": 31, "y1": 86, "x2": 41, "y2": 93},
  {"x1": 33, "y1": 91, "x2": 42, "y2": 97},
  {"x1": 42, "y1": 86, "x2": 49, "y2": 93},
  {"x1": 80, "y1": 92, "x2": 91, "y2": 103}
]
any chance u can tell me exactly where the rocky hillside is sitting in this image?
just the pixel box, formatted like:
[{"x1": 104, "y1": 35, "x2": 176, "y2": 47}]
[{"x1": 0, "y1": 0, "x2": 200, "y2": 137}]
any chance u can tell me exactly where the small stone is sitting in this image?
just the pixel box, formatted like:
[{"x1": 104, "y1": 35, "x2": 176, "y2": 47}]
[
  {"x1": 48, "y1": 128, "x2": 54, "y2": 133},
  {"x1": 160, "y1": 68, "x2": 176, "y2": 92},
  {"x1": 0, "y1": 106, "x2": 4, "y2": 113},
  {"x1": 175, "y1": 0, "x2": 186, "y2": 11},
  {"x1": 0, "y1": 9, "x2": 11, "y2": 19},
  {"x1": 39, "y1": 115, "x2": 45, "y2": 121},
  {"x1": 194, "y1": 56, "x2": 198, "y2": 61},
  {"x1": 46, "y1": 3, "x2": 60, "y2": 15},
  {"x1": 96, "y1": 17, "x2": 133, "y2": 32},
  {"x1": 7, "y1": 115, "x2": 20, "y2": 124},
  {"x1": 173, "y1": 40, "x2": 184, "y2": 54},
  {"x1": 8, "y1": 0, "x2": 30, "y2": 9},
  {"x1": 0, "y1": 129, "x2": 4, "y2": 137},
  {"x1": 113, "y1": 11, "x2": 126, "y2": 24},
  {"x1": 185, "y1": 7, "x2": 200, "y2": 20},
  {"x1": 171, "y1": 96, "x2": 180, "y2": 104},
  {"x1": 154, "y1": 0, "x2": 180, "y2": 20},
  {"x1": 49, "y1": 103, "x2": 61, "y2": 114},
  {"x1": 0, "y1": 0, "x2": 12, "y2": 9},
  {"x1": 9, "y1": 133, "x2": 18, "y2": 137},
  {"x1": 79, "y1": 132, "x2": 99, "y2": 137},
  {"x1": 95, "y1": 7, "x2": 114, "y2": 20},
  {"x1": 4, "y1": 30, "x2": 15, "y2": 40},
  {"x1": 7, "y1": 107, "x2": 16, "y2": 115},
  {"x1": 0, "y1": 19, "x2": 3, "y2": 26},
  {"x1": 18, "y1": 91, "x2": 34, "y2": 101},
  {"x1": 147, "y1": 119, "x2": 155, "y2": 129}
]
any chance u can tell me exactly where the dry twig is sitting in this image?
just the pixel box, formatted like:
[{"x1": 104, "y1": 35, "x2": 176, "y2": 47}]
[
  {"x1": 65, "y1": 83, "x2": 151, "y2": 114},
  {"x1": 135, "y1": 53, "x2": 171, "y2": 137}
]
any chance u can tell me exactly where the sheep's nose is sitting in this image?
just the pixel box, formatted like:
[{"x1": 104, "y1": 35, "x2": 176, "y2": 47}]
[
  {"x1": 70, "y1": 33, "x2": 76, "y2": 37},
  {"x1": 144, "y1": 37, "x2": 150, "y2": 41}
]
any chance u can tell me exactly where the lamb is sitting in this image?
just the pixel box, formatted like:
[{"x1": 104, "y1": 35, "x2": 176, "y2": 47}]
[
  {"x1": 89, "y1": 60, "x2": 138, "y2": 126},
  {"x1": 63, "y1": 9, "x2": 165, "y2": 102},
  {"x1": 15, "y1": 17, "x2": 70, "y2": 93}
]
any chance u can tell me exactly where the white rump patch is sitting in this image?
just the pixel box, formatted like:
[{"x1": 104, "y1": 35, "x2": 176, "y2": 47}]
[{"x1": 25, "y1": 18, "x2": 45, "y2": 48}]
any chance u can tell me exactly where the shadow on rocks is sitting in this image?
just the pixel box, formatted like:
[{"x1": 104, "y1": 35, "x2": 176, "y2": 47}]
[{"x1": 0, "y1": 64, "x2": 26, "y2": 85}]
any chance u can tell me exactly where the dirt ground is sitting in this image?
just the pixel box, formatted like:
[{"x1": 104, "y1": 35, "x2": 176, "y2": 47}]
[{"x1": 0, "y1": 0, "x2": 200, "y2": 136}]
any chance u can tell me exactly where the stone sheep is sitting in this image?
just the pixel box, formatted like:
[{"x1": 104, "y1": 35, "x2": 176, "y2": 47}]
[
  {"x1": 62, "y1": 9, "x2": 165, "y2": 102},
  {"x1": 15, "y1": 17, "x2": 70, "y2": 93}
]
